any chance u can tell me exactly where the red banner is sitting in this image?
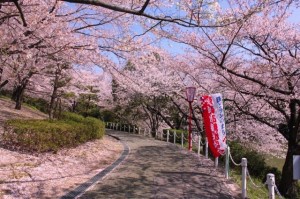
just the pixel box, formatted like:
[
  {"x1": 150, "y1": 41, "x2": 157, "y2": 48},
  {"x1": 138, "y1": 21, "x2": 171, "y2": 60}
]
[{"x1": 200, "y1": 93, "x2": 227, "y2": 158}]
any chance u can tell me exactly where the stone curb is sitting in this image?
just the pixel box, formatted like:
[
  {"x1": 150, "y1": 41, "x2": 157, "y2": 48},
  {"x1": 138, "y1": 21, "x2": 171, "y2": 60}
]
[{"x1": 60, "y1": 133, "x2": 129, "y2": 199}]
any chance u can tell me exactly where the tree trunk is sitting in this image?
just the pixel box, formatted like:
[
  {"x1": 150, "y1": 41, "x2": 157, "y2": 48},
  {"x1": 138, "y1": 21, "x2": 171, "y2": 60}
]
[
  {"x1": 0, "y1": 80, "x2": 8, "y2": 91},
  {"x1": 72, "y1": 100, "x2": 77, "y2": 112},
  {"x1": 279, "y1": 100, "x2": 300, "y2": 198},
  {"x1": 49, "y1": 85, "x2": 58, "y2": 119},
  {"x1": 12, "y1": 84, "x2": 26, "y2": 110},
  {"x1": 279, "y1": 143, "x2": 300, "y2": 198}
]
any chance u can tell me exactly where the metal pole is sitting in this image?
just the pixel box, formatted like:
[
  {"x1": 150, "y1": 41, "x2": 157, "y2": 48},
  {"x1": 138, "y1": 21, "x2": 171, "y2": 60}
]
[
  {"x1": 161, "y1": 131, "x2": 163, "y2": 140},
  {"x1": 138, "y1": 127, "x2": 140, "y2": 135},
  {"x1": 241, "y1": 158, "x2": 247, "y2": 199},
  {"x1": 198, "y1": 135, "x2": 201, "y2": 155},
  {"x1": 267, "y1": 173, "x2": 275, "y2": 199},
  {"x1": 129, "y1": 125, "x2": 131, "y2": 133},
  {"x1": 174, "y1": 131, "x2": 176, "y2": 144},
  {"x1": 188, "y1": 102, "x2": 193, "y2": 151},
  {"x1": 225, "y1": 146, "x2": 230, "y2": 179},
  {"x1": 181, "y1": 132, "x2": 184, "y2": 148},
  {"x1": 167, "y1": 130, "x2": 169, "y2": 142},
  {"x1": 205, "y1": 137, "x2": 208, "y2": 158},
  {"x1": 215, "y1": 157, "x2": 218, "y2": 168}
]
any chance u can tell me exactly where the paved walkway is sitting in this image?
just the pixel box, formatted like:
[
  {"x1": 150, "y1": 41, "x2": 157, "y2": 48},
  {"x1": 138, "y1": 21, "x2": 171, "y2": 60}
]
[{"x1": 79, "y1": 130, "x2": 239, "y2": 199}]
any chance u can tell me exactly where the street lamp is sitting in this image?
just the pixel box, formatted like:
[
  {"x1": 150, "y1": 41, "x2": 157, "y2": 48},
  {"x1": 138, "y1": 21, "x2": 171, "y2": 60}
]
[{"x1": 186, "y1": 86, "x2": 196, "y2": 151}]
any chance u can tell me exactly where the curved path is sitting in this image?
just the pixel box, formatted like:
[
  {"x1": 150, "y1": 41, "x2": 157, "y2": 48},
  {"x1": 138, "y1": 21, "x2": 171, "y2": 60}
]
[{"x1": 79, "y1": 130, "x2": 239, "y2": 199}]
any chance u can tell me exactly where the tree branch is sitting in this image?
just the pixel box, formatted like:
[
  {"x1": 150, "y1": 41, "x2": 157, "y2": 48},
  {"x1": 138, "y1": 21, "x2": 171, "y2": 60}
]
[{"x1": 13, "y1": 0, "x2": 27, "y2": 27}]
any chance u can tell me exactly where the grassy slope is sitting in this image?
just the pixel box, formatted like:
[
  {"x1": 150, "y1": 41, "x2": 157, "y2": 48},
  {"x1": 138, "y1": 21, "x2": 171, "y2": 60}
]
[{"x1": 0, "y1": 97, "x2": 47, "y2": 130}]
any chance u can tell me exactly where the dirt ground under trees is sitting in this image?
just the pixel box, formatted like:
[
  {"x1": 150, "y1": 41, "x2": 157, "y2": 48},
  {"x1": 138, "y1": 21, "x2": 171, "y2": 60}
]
[{"x1": 0, "y1": 98, "x2": 123, "y2": 198}]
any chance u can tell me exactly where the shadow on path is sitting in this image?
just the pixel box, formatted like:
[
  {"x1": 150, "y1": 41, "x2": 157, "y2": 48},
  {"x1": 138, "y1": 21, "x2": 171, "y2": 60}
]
[{"x1": 79, "y1": 131, "x2": 236, "y2": 199}]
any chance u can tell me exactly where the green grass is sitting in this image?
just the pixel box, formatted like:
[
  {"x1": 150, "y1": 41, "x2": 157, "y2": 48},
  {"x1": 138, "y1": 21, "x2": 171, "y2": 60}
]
[
  {"x1": 264, "y1": 155, "x2": 285, "y2": 172},
  {"x1": 0, "y1": 95, "x2": 10, "y2": 100},
  {"x1": 23, "y1": 103, "x2": 40, "y2": 111},
  {"x1": 230, "y1": 169, "x2": 271, "y2": 199}
]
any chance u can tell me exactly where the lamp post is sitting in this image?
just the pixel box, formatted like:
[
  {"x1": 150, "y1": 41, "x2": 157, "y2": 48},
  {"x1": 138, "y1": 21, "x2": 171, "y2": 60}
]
[{"x1": 186, "y1": 87, "x2": 196, "y2": 151}]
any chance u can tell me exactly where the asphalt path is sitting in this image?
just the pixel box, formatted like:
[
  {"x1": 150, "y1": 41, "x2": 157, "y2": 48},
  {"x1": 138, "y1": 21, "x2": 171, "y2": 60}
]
[{"x1": 79, "y1": 130, "x2": 239, "y2": 199}]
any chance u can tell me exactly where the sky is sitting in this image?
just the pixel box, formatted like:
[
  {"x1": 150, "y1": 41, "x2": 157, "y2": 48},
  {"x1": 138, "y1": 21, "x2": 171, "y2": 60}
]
[
  {"x1": 69, "y1": 0, "x2": 300, "y2": 69},
  {"x1": 156, "y1": 0, "x2": 300, "y2": 56}
]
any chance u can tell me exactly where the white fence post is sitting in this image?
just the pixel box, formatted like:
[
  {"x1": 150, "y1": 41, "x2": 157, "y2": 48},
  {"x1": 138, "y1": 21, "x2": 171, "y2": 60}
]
[
  {"x1": 155, "y1": 131, "x2": 158, "y2": 139},
  {"x1": 167, "y1": 130, "x2": 169, "y2": 142},
  {"x1": 241, "y1": 158, "x2": 247, "y2": 199},
  {"x1": 174, "y1": 131, "x2": 176, "y2": 144},
  {"x1": 267, "y1": 173, "x2": 275, "y2": 199},
  {"x1": 225, "y1": 146, "x2": 230, "y2": 179},
  {"x1": 148, "y1": 128, "x2": 151, "y2": 137},
  {"x1": 138, "y1": 127, "x2": 140, "y2": 135},
  {"x1": 181, "y1": 132, "x2": 184, "y2": 147},
  {"x1": 205, "y1": 137, "x2": 208, "y2": 158},
  {"x1": 198, "y1": 136, "x2": 201, "y2": 156},
  {"x1": 215, "y1": 157, "x2": 219, "y2": 168},
  {"x1": 129, "y1": 125, "x2": 131, "y2": 133}
]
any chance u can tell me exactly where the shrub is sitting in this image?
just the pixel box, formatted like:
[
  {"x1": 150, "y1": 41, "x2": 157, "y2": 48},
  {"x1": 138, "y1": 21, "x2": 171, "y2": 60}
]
[
  {"x1": 23, "y1": 96, "x2": 49, "y2": 113},
  {"x1": 3, "y1": 113, "x2": 105, "y2": 152},
  {"x1": 61, "y1": 112, "x2": 86, "y2": 123},
  {"x1": 162, "y1": 129, "x2": 189, "y2": 143},
  {"x1": 228, "y1": 140, "x2": 281, "y2": 184}
]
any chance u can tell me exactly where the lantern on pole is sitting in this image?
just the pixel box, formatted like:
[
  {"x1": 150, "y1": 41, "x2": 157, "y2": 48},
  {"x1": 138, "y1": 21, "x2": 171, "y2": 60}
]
[{"x1": 186, "y1": 87, "x2": 196, "y2": 151}]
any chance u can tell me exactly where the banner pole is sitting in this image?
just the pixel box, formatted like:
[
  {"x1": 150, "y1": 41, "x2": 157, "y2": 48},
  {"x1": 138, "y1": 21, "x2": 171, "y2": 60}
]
[
  {"x1": 205, "y1": 137, "x2": 208, "y2": 158},
  {"x1": 225, "y1": 146, "x2": 230, "y2": 179}
]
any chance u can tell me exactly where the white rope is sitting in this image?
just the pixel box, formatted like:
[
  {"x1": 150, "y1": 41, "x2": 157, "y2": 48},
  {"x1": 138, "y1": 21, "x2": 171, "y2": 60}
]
[
  {"x1": 274, "y1": 184, "x2": 284, "y2": 199},
  {"x1": 228, "y1": 151, "x2": 242, "y2": 166},
  {"x1": 200, "y1": 140, "x2": 205, "y2": 146},
  {"x1": 192, "y1": 137, "x2": 197, "y2": 143},
  {"x1": 246, "y1": 168, "x2": 267, "y2": 189}
]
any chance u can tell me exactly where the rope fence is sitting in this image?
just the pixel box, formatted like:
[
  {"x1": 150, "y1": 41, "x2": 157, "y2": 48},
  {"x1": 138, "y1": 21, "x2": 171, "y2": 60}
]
[
  {"x1": 105, "y1": 122, "x2": 284, "y2": 199},
  {"x1": 226, "y1": 147, "x2": 283, "y2": 199}
]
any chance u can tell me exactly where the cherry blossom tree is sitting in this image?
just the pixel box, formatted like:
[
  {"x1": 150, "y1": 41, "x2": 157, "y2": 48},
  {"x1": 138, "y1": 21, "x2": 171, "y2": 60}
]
[{"x1": 149, "y1": 1, "x2": 299, "y2": 196}]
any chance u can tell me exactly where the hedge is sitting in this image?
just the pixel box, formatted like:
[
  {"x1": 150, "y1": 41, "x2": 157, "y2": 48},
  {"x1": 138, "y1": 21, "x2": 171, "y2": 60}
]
[{"x1": 3, "y1": 112, "x2": 105, "y2": 152}]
